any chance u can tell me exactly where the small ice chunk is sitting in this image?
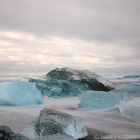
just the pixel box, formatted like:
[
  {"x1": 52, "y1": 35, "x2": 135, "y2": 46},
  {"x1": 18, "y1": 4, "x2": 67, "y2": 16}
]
[
  {"x1": 0, "y1": 82, "x2": 43, "y2": 106},
  {"x1": 119, "y1": 97, "x2": 140, "y2": 122},
  {"x1": 79, "y1": 90, "x2": 119, "y2": 111}
]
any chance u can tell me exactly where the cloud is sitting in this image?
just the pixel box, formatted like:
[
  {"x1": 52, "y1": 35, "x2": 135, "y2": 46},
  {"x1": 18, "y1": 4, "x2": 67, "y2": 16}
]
[
  {"x1": 0, "y1": 30, "x2": 139, "y2": 76},
  {"x1": 0, "y1": 0, "x2": 140, "y2": 43},
  {"x1": 0, "y1": 0, "x2": 139, "y2": 76}
]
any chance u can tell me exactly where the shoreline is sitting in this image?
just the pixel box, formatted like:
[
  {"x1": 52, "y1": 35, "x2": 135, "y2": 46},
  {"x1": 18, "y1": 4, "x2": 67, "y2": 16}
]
[{"x1": 0, "y1": 97, "x2": 140, "y2": 139}]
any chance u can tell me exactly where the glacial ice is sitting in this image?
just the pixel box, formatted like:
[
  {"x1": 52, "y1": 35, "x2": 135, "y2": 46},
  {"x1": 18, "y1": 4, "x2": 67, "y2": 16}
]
[
  {"x1": 0, "y1": 82, "x2": 43, "y2": 106},
  {"x1": 122, "y1": 75, "x2": 140, "y2": 81},
  {"x1": 30, "y1": 67, "x2": 115, "y2": 97},
  {"x1": 22, "y1": 108, "x2": 88, "y2": 139},
  {"x1": 117, "y1": 84, "x2": 140, "y2": 93},
  {"x1": 79, "y1": 90, "x2": 119, "y2": 111},
  {"x1": 116, "y1": 84, "x2": 140, "y2": 105},
  {"x1": 119, "y1": 97, "x2": 140, "y2": 122},
  {"x1": 79, "y1": 84, "x2": 140, "y2": 121},
  {"x1": 116, "y1": 84, "x2": 140, "y2": 122},
  {"x1": 0, "y1": 125, "x2": 31, "y2": 140}
]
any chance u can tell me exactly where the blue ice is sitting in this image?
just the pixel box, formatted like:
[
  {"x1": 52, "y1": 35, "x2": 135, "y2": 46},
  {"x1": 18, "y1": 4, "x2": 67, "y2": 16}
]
[
  {"x1": 117, "y1": 84, "x2": 140, "y2": 122},
  {"x1": 0, "y1": 82, "x2": 43, "y2": 106},
  {"x1": 79, "y1": 90, "x2": 119, "y2": 111}
]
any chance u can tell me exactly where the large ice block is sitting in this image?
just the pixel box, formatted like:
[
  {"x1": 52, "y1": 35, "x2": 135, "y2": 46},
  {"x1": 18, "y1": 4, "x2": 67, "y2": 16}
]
[
  {"x1": 0, "y1": 82, "x2": 43, "y2": 106},
  {"x1": 79, "y1": 90, "x2": 119, "y2": 111},
  {"x1": 30, "y1": 67, "x2": 115, "y2": 97}
]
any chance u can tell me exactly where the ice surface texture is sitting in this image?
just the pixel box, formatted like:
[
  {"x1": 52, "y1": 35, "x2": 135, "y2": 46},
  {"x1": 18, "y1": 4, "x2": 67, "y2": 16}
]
[
  {"x1": 0, "y1": 125, "x2": 31, "y2": 140},
  {"x1": 85, "y1": 84, "x2": 140, "y2": 122},
  {"x1": 79, "y1": 84, "x2": 140, "y2": 122},
  {"x1": 116, "y1": 84, "x2": 140, "y2": 106},
  {"x1": 30, "y1": 67, "x2": 115, "y2": 97},
  {"x1": 119, "y1": 97, "x2": 140, "y2": 122},
  {"x1": 0, "y1": 82, "x2": 43, "y2": 106},
  {"x1": 79, "y1": 90, "x2": 119, "y2": 111},
  {"x1": 122, "y1": 75, "x2": 140, "y2": 81},
  {"x1": 117, "y1": 84, "x2": 140, "y2": 122},
  {"x1": 22, "y1": 108, "x2": 87, "y2": 139}
]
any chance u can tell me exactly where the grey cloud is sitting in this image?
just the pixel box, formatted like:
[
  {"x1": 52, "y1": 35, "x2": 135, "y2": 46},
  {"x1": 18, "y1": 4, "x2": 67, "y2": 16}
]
[
  {"x1": 0, "y1": 0, "x2": 140, "y2": 45},
  {"x1": 0, "y1": 0, "x2": 140, "y2": 76}
]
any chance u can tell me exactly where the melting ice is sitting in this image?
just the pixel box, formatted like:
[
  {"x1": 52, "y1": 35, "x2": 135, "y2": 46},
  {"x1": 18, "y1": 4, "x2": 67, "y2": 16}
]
[
  {"x1": 79, "y1": 90, "x2": 119, "y2": 111},
  {"x1": 0, "y1": 82, "x2": 43, "y2": 106}
]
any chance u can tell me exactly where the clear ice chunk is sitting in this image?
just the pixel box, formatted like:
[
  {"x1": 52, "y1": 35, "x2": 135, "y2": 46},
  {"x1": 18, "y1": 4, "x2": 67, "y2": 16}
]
[
  {"x1": 79, "y1": 90, "x2": 119, "y2": 111},
  {"x1": 22, "y1": 108, "x2": 88, "y2": 139},
  {"x1": 119, "y1": 97, "x2": 140, "y2": 122},
  {"x1": 117, "y1": 84, "x2": 140, "y2": 122},
  {"x1": 0, "y1": 82, "x2": 43, "y2": 106}
]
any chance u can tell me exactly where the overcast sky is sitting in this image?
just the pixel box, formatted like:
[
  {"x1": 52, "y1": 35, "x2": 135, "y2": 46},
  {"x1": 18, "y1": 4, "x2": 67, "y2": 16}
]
[{"x1": 0, "y1": 0, "x2": 140, "y2": 76}]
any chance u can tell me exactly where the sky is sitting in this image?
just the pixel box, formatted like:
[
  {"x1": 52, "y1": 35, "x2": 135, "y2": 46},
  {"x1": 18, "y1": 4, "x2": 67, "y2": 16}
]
[{"x1": 0, "y1": 0, "x2": 140, "y2": 76}]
